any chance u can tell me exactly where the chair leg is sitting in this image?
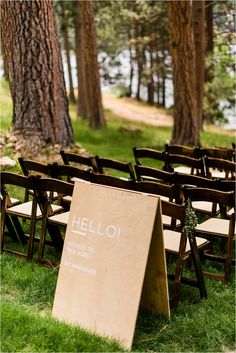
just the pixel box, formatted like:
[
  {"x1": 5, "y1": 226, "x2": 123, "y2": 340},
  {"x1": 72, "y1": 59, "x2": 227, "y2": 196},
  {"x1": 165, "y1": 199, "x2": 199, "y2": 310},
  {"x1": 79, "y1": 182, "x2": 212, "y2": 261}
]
[
  {"x1": 27, "y1": 218, "x2": 37, "y2": 260},
  {"x1": 171, "y1": 235, "x2": 187, "y2": 309},
  {"x1": 47, "y1": 223, "x2": 64, "y2": 252},
  {"x1": 10, "y1": 216, "x2": 28, "y2": 244},
  {"x1": 0, "y1": 208, "x2": 7, "y2": 251},
  {"x1": 190, "y1": 237, "x2": 207, "y2": 299},
  {"x1": 224, "y1": 235, "x2": 234, "y2": 283},
  {"x1": 5, "y1": 215, "x2": 19, "y2": 242},
  {"x1": 38, "y1": 215, "x2": 48, "y2": 264}
]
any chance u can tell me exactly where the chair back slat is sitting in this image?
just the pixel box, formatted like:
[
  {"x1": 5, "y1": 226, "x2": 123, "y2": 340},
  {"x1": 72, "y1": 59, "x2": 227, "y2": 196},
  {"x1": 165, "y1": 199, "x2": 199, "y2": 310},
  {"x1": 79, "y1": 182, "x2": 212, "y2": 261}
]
[
  {"x1": 94, "y1": 156, "x2": 136, "y2": 180},
  {"x1": 164, "y1": 144, "x2": 200, "y2": 158},
  {"x1": 135, "y1": 165, "x2": 174, "y2": 184},
  {"x1": 18, "y1": 158, "x2": 51, "y2": 177},
  {"x1": 166, "y1": 154, "x2": 205, "y2": 176},
  {"x1": 183, "y1": 187, "x2": 235, "y2": 209},
  {"x1": 132, "y1": 146, "x2": 168, "y2": 170},
  {"x1": 60, "y1": 149, "x2": 98, "y2": 172},
  {"x1": 48, "y1": 163, "x2": 94, "y2": 183}
]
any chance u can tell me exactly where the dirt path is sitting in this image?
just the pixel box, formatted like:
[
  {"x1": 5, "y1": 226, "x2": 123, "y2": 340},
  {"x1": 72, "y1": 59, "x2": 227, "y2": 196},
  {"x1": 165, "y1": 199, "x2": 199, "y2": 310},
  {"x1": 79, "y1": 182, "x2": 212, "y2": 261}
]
[{"x1": 102, "y1": 92, "x2": 173, "y2": 127}]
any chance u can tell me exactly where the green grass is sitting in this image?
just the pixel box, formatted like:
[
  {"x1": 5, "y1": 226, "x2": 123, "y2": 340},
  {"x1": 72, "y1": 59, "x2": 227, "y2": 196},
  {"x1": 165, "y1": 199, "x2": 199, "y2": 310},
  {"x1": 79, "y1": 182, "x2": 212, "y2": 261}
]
[
  {"x1": 1, "y1": 253, "x2": 235, "y2": 352},
  {"x1": 1, "y1": 78, "x2": 236, "y2": 352}
]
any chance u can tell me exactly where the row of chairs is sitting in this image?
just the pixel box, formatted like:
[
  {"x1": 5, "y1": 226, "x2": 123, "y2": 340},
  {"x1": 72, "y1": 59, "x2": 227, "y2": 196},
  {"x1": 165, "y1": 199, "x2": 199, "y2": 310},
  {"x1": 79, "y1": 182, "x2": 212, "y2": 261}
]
[
  {"x1": 164, "y1": 143, "x2": 235, "y2": 160},
  {"x1": 1, "y1": 158, "x2": 235, "y2": 307},
  {"x1": 60, "y1": 148, "x2": 236, "y2": 181}
]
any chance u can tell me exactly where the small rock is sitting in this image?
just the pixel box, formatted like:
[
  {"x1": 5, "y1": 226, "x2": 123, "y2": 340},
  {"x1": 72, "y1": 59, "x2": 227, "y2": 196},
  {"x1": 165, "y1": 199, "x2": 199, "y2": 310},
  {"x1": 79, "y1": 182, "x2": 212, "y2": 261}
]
[{"x1": 0, "y1": 156, "x2": 16, "y2": 167}]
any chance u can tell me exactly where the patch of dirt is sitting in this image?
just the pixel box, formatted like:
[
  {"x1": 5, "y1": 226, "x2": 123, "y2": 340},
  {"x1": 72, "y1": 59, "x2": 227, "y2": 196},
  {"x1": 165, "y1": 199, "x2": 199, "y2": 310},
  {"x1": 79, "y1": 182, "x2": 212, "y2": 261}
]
[{"x1": 102, "y1": 92, "x2": 173, "y2": 127}]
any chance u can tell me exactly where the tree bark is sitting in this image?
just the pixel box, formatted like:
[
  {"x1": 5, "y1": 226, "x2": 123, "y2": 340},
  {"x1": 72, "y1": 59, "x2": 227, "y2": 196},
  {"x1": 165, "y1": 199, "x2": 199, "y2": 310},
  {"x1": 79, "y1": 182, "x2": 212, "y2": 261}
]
[
  {"x1": 0, "y1": 0, "x2": 74, "y2": 155},
  {"x1": 168, "y1": 0, "x2": 200, "y2": 146},
  {"x1": 193, "y1": 0, "x2": 205, "y2": 130},
  {"x1": 80, "y1": 0, "x2": 106, "y2": 128},
  {"x1": 61, "y1": 1, "x2": 76, "y2": 104}
]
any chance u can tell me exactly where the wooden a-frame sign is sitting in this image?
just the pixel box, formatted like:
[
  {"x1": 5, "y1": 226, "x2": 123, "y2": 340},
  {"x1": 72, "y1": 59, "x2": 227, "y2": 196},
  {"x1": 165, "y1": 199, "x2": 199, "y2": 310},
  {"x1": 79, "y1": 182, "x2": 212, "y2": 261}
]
[{"x1": 52, "y1": 182, "x2": 170, "y2": 350}]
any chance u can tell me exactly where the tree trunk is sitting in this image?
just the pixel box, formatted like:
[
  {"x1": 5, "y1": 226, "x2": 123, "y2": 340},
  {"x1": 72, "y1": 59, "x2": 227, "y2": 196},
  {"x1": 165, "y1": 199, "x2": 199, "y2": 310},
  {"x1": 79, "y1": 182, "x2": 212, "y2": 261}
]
[
  {"x1": 0, "y1": 0, "x2": 74, "y2": 155},
  {"x1": 161, "y1": 49, "x2": 166, "y2": 107},
  {"x1": 203, "y1": 0, "x2": 214, "y2": 124},
  {"x1": 61, "y1": 1, "x2": 76, "y2": 104},
  {"x1": 80, "y1": 0, "x2": 106, "y2": 128},
  {"x1": 193, "y1": 0, "x2": 205, "y2": 130},
  {"x1": 74, "y1": 4, "x2": 89, "y2": 119},
  {"x1": 168, "y1": 0, "x2": 200, "y2": 146},
  {"x1": 128, "y1": 28, "x2": 134, "y2": 98},
  {"x1": 135, "y1": 23, "x2": 143, "y2": 101},
  {"x1": 147, "y1": 45, "x2": 155, "y2": 105}
]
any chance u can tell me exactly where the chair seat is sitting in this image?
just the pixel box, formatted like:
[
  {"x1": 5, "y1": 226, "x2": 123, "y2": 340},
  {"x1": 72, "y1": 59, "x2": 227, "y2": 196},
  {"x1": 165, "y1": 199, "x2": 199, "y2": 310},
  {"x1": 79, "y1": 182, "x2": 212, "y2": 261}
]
[
  {"x1": 195, "y1": 218, "x2": 234, "y2": 237},
  {"x1": 62, "y1": 195, "x2": 72, "y2": 203},
  {"x1": 174, "y1": 166, "x2": 192, "y2": 174},
  {"x1": 210, "y1": 169, "x2": 226, "y2": 179},
  {"x1": 71, "y1": 177, "x2": 90, "y2": 183},
  {"x1": 10, "y1": 197, "x2": 20, "y2": 206},
  {"x1": 49, "y1": 211, "x2": 70, "y2": 226},
  {"x1": 164, "y1": 229, "x2": 208, "y2": 253},
  {"x1": 162, "y1": 215, "x2": 181, "y2": 227},
  {"x1": 192, "y1": 201, "x2": 219, "y2": 214},
  {"x1": 7, "y1": 201, "x2": 63, "y2": 219},
  {"x1": 227, "y1": 208, "x2": 234, "y2": 216}
]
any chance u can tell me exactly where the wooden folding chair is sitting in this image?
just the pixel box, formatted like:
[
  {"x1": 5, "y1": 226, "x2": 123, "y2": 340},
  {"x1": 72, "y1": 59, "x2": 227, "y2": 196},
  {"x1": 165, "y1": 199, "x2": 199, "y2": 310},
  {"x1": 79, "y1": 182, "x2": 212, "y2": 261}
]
[
  {"x1": 48, "y1": 163, "x2": 95, "y2": 205},
  {"x1": 35, "y1": 177, "x2": 74, "y2": 267},
  {"x1": 133, "y1": 180, "x2": 182, "y2": 229},
  {"x1": 204, "y1": 156, "x2": 236, "y2": 180},
  {"x1": 161, "y1": 200, "x2": 209, "y2": 308},
  {"x1": 183, "y1": 187, "x2": 235, "y2": 283},
  {"x1": 132, "y1": 146, "x2": 168, "y2": 170},
  {"x1": 174, "y1": 173, "x2": 219, "y2": 217},
  {"x1": 165, "y1": 154, "x2": 205, "y2": 176},
  {"x1": 94, "y1": 155, "x2": 136, "y2": 180},
  {"x1": 18, "y1": 157, "x2": 53, "y2": 202},
  {"x1": 60, "y1": 149, "x2": 98, "y2": 172},
  {"x1": 1, "y1": 172, "x2": 63, "y2": 260}
]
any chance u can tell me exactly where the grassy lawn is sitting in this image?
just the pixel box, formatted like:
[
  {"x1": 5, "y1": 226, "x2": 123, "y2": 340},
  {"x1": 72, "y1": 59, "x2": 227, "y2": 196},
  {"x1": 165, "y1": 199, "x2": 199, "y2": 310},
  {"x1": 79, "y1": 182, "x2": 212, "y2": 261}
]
[{"x1": 1, "y1": 78, "x2": 235, "y2": 352}]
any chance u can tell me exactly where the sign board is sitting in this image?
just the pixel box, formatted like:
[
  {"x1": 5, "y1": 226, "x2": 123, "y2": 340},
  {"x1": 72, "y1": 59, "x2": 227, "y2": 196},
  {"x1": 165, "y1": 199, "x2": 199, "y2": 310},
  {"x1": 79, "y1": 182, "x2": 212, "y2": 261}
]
[{"x1": 52, "y1": 182, "x2": 169, "y2": 349}]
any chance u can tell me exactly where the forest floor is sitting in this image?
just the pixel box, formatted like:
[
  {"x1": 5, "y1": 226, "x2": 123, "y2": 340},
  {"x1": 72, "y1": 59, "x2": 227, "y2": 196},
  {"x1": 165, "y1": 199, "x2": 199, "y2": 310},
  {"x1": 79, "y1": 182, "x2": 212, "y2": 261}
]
[{"x1": 102, "y1": 92, "x2": 173, "y2": 127}]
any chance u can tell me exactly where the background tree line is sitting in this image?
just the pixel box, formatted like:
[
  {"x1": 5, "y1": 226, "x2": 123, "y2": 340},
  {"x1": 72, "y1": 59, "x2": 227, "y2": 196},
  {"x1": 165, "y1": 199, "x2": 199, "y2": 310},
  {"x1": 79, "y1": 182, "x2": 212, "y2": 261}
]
[{"x1": 1, "y1": 0, "x2": 235, "y2": 154}]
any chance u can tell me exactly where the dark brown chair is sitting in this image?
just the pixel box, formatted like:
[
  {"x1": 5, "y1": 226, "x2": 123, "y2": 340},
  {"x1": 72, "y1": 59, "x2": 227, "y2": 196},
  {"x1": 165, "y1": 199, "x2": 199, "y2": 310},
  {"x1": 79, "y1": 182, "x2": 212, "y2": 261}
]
[
  {"x1": 132, "y1": 146, "x2": 168, "y2": 170},
  {"x1": 18, "y1": 157, "x2": 54, "y2": 202},
  {"x1": 35, "y1": 177, "x2": 74, "y2": 267},
  {"x1": 48, "y1": 163, "x2": 95, "y2": 205},
  {"x1": 94, "y1": 156, "x2": 136, "y2": 180},
  {"x1": 132, "y1": 180, "x2": 182, "y2": 229},
  {"x1": 60, "y1": 149, "x2": 98, "y2": 172},
  {"x1": 174, "y1": 173, "x2": 219, "y2": 217},
  {"x1": 165, "y1": 154, "x2": 205, "y2": 177},
  {"x1": 204, "y1": 156, "x2": 236, "y2": 180},
  {"x1": 161, "y1": 200, "x2": 209, "y2": 308},
  {"x1": 0, "y1": 172, "x2": 62, "y2": 260},
  {"x1": 183, "y1": 187, "x2": 235, "y2": 283}
]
